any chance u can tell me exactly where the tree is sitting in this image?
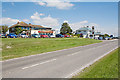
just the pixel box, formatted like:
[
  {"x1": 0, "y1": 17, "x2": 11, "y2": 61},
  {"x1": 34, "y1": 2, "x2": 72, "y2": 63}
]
[
  {"x1": 0, "y1": 25, "x2": 9, "y2": 34},
  {"x1": 15, "y1": 27, "x2": 23, "y2": 35},
  {"x1": 0, "y1": 27, "x2": 1, "y2": 34},
  {"x1": 60, "y1": 22, "x2": 72, "y2": 34},
  {"x1": 104, "y1": 34, "x2": 110, "y2": 37}
]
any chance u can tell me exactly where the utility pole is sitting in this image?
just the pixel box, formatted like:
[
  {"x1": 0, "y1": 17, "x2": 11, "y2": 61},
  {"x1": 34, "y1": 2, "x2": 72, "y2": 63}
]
[
  {"x1": 92, "y1": 26, "x2": 95, "y2": 39},
  {"x1": 30, "y1": 26, "x2": 32, "y2": 38}
]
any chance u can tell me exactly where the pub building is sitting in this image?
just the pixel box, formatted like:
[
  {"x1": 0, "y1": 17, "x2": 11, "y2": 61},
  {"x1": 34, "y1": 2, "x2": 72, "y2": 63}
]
[{"x1": 9, "y1": 21, "x2": 54, "y2": 36}]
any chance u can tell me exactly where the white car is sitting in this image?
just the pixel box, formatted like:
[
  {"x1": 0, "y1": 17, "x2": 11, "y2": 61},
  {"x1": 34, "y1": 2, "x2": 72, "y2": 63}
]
[
  {"x1": 19, "y1": 34, "x2": 28, "y2": 38},
  {"x1": 50, "y1": 35, "x2": 56, "y2": 38}
]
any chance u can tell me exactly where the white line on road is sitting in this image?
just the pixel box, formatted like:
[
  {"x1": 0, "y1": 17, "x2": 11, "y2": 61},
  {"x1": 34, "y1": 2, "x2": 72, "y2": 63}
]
[
  {"x1": 22, "y1": 59, "x2": 57, "y2": 69},
  {"x1": 67, "y1": 41, "x2": 116, "y2": 56},
  {"x1": 65, "y1": 46, "x2": 118, "y2": 78}
]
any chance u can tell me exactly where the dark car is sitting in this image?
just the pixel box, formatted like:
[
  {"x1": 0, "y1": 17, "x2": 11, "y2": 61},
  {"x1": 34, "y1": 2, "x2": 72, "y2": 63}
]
[
  {"x1": 56, "y1": 34, "x2": 64, "y2": 38},
  {"x1": 8, "y1": 33, "x2": 17, "y2": 38},
  {"x1": 1, "y1": 34, "x2": 7, "y2": 38},
  {"x1": 32, "y1": 34, "x2": 40, "y2": 38}
]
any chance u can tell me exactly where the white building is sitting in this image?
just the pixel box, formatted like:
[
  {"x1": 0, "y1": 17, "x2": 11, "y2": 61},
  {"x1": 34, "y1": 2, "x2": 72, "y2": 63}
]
[
  {"x1": 76, "y1": 26, "x2": 92, "y2": 38},
  {"x1": 76, "y1": 26, "x2": 103, "y2": 39}
]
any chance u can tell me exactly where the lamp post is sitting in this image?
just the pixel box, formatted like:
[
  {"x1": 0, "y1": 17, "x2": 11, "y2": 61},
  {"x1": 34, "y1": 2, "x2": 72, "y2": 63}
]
[
  {"x1": 92, "y1": 26, "x2": 95, "y2": 39},
  {"x1": 30, "y1": 26, "x2": 32, "y2": 38}
]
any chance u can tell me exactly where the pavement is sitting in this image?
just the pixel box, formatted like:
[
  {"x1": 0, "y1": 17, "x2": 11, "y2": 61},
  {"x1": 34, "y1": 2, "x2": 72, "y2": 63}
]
[{"x1": 2, "y1": 40, "x2": 118, "y2": 78}]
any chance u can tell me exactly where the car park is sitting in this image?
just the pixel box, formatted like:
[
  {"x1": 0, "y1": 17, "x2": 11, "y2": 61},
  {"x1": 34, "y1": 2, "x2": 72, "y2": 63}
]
[
  {"x1": 32, "y1": 34, "x2": 41, "y2": 38},
  {"x1": 56, "y1": 34, "x2": 64, "y2": 38}
]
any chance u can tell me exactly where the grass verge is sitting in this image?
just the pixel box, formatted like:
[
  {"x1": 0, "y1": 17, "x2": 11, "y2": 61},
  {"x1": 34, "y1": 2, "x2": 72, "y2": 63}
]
[
  {"x1": 2, "y1": 38, "x2": 101, "y2": 60},
  {"x1": 73, "y1": 48, "x2": 119, "y2": 78}
]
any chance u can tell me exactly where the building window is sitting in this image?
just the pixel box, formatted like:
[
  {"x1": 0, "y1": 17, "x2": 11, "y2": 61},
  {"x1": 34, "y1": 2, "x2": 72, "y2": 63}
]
[{"x1": 12, "y1": 28, "x2": 14, "y2": 31}]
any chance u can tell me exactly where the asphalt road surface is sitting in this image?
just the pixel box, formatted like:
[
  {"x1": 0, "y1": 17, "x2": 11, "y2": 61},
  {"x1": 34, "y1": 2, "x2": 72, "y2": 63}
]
[{"x1": 2, "y1": 40, "x2": 118, "y2": 78}]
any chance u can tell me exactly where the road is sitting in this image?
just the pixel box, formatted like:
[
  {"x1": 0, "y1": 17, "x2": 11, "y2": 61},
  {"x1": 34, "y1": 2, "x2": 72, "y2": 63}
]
[{"x1": 2, "y1": 40, "x2": 118, "y2": 78}]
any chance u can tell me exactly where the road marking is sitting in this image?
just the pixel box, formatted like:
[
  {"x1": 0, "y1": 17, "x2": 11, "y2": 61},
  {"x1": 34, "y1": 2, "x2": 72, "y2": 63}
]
[
  {"x1": 67, "y1": 52, "x2": 79, "y2": 56},
  {"x1": 65, "y1": 46, "x2": 118, "y2": 78},
  {"x1": 22, "y1": 59, "x2": 56, "y2": 69}
]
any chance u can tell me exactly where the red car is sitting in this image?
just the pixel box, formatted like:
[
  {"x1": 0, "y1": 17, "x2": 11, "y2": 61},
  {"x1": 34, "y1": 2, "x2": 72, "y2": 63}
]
[
  {"x1": 41, "y1": 35, "x2": 49, "y2": 38},
  {"x1": 64, "y1": 35, "x2": 70, "y2": 38}
]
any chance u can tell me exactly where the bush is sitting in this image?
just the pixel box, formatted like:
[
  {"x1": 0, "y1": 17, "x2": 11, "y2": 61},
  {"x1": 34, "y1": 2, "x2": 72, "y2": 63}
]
[{"x1": 76, "y1": 34, "x2": 80, "y2": 38}]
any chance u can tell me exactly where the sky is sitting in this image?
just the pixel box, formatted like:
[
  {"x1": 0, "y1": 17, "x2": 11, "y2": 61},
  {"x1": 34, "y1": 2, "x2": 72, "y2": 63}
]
[{"x1": 1, "y1": 1, "x2": 119, "y2": 36}]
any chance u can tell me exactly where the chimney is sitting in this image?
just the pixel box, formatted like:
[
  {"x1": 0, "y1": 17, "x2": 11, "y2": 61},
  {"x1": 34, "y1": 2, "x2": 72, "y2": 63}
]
[{"x1": 29, "y1": 23, "x2": 31, "y2": 25}]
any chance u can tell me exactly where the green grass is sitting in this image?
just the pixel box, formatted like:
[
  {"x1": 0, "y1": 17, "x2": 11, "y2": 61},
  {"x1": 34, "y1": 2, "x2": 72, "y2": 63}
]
[
  {"x1": 73, "y1": 48, "x2": 119, "y2": 78},
  {"x1": 2, "y1": 38, "x2": 101, "y2": 60}
]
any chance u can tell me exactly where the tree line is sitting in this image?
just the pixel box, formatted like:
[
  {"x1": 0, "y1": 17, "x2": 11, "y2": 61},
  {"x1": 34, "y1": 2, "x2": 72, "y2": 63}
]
[{"x1": 0, "y1": 23, "x2": 110, "y2": 37}]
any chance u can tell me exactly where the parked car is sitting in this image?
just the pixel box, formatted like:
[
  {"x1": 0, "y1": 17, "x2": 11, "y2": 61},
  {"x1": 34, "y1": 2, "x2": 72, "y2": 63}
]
[
  {"x1": 56, "y1": 34, "x2": 64, "y2": 38},
  {"x1": 105, "y1": 37, "x2": 110, "y2": 40},
  {"x1": 50, "y1": 35, "x2": 56, "y2": 38},
  {"x1": 1, "y1": 34, "x2": 7, "y2": 38},
  {"x1": 41, "y1": 35, "x2": 49, "y2": 38},
  {"x1": 113, "y1": 37, "x2": 119, "y2": 39},
  {"x1": 18, "y1": 34, "x2": 28, "y2": 38},
  {"x1": 64, "y1": 35, "x2": 70, "y2": 38},
  {"x1": 98, "y1": 37, "x2": 103, "y2": 40},
  {"x1": 32, "y1": 34, "x2": 41, "y2": 38},
  {"x1": 8, "y1": 33, "x2": 17, "y2": 38}
]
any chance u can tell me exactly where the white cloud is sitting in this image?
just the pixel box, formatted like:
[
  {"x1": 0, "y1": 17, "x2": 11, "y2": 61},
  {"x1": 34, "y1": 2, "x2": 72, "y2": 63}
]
[
  {"x1": 70, "y1": 20, "x2": 89, "y2": 30},
  {"x1": 23, "y1": 19, "x2": 30, "y2": 22},
  {"x1": 30, "y1": 12, "x2": 59, "y2": 27},
  {"x1": 64, "y1": 20, "x2": 68, "y2": 23},
  {"x1": 37, "y1": 2, "x2": 46, "y2": 6},
  {"x1": 0, "y1": 17, "x2": 20, "y2": 26},
  {"x1": 36, "y1": 0, "x2": 74, "y2": 9},
  {"x1": 40, "y1": 13, "x2": 45, "y2": 16}
]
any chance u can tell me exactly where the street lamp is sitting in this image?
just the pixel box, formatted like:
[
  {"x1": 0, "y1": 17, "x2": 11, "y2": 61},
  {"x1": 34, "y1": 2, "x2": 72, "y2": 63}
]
[{"x1": 30, "y1": 26, "x2": 32, "y2": 38}]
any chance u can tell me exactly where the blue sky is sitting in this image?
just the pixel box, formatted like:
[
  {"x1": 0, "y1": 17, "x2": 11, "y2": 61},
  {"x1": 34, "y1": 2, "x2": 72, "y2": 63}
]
[{"x1": 1, "y1": 1, "x2": 118, "y2": 36}]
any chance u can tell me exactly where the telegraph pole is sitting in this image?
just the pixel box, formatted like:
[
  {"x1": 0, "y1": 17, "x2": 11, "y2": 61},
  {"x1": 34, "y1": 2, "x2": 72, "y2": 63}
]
[{"x1": 92, "y1": 26, "x2": 95, "y2": 39}]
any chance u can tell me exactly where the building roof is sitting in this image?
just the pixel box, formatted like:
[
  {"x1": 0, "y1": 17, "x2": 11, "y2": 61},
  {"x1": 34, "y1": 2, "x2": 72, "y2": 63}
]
[
  {"x1": 94, "y1": 32, "x2": 104, "y2": 35},
  {"x1": 10, "y1": 22, "x2": 30, "y2": 28},
  {"x1": 9, "y1": 21, "x2": 51, "y2": 29},
  {"x1": 77, "y1": 27, "x2": 92, "y2": 31}
]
